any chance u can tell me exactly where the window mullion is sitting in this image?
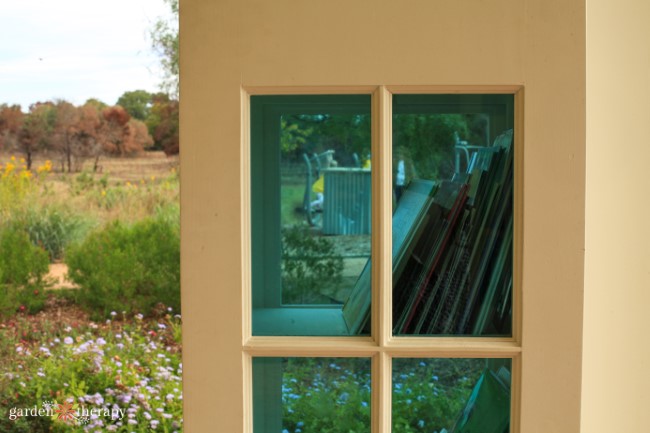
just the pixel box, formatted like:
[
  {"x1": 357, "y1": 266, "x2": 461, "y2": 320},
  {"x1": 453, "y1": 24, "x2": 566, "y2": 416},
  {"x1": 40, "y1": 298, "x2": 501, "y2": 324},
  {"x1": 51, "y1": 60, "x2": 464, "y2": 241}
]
[
  {"x1": 372, "y1": 85, "x2": 393, "y2": 433},
  {"x1": 373, "y1": 86, "x2": 393, "y2": 346},
  {"x1": 372, "y1": 351, "x2": 392, "y2": 433}
]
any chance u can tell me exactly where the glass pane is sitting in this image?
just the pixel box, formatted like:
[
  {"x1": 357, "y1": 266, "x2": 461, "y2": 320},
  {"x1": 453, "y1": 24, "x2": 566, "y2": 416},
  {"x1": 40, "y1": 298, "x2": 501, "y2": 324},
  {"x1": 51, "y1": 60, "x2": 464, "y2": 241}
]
[
  {"x1": 392, "y1": 358, "x2": 511, "y2": 433},
  {"x1": 251, "y1": 95, "x2": 372, "y2": 336},
  {"x1": 253, "y1": 357, "x2": 371, "y2": 433},
  {"x1": 392, "y1": 95, "x2": 514, "y2": 336}
]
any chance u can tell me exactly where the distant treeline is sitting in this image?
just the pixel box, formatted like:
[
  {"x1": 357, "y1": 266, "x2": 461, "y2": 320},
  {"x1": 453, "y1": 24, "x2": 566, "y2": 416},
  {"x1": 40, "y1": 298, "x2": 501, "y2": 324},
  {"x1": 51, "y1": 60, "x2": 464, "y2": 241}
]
[{"x1": 0, "y1": 90, "x2": 179, "y2": 173}]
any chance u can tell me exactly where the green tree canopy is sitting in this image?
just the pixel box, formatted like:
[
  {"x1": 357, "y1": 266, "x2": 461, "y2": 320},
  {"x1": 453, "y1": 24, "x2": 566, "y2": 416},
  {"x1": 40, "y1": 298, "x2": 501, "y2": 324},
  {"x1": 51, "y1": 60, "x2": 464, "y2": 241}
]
[
  {"x1": 116, "y1": 90, "x2": 153, "y2": 121},
  {"x1": 149, "y1": 0, "x2": 179, "y2": 98}
]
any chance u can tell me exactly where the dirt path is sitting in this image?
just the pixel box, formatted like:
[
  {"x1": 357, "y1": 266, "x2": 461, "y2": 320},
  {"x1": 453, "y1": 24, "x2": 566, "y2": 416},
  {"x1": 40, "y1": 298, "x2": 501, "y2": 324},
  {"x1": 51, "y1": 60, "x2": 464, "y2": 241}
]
[{"x1": 46, "y1": 263, "x2": 78, "y2": 290}]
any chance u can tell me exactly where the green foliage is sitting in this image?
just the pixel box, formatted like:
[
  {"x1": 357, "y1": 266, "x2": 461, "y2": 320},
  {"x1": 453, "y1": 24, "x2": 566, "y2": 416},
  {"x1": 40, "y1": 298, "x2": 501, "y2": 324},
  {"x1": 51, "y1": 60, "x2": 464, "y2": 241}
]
[
  {"x1": 391, "y1": 359, "x2": 483, "y2": 432},
  {"x1": 66, "y1": 215, "x2": 180, "y2": 319},
  {"x1": 278, "y1": 358, "x2": 482, "y2": 433},
  {"x1": 0, "y1": 312, "x2": 183, "y2": 432},
  {"x1": 0, "y1": 226, "x2": 49, "y2": 287},
  {"x1": 281, "y1": 358, "x2": 371, "y2": 433},
  {"x1": 279, "y1": 114, "x2": 371, "y2": 165},
  {"x1": 149, "y1": 0, "x2": 179, "y2": 98},
  {"x1": 281, "y1": 117, "x2": 313, "y2": 154},
  {"x1": 0, "y1": 226, "x2": 49, "y2": 317},
  {"x1": 20, "y1": 206, "x2": 91, "y2": 261},
  {"x1": 394, "y1": 113, "x2": 470, "y2": 180},
  {"x1": 281, "y1": 224, "x2": 344, "y2": 304},
  {"x1": 116, "y1": 90, "x2": 152, "y2": 121}
]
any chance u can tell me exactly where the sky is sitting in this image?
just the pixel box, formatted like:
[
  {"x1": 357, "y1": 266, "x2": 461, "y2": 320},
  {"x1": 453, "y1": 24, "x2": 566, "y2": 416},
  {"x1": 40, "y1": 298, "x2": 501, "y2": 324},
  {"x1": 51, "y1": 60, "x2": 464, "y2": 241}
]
[{"x1": 0, "y1": 0, "x2": 173, "y2": 110}]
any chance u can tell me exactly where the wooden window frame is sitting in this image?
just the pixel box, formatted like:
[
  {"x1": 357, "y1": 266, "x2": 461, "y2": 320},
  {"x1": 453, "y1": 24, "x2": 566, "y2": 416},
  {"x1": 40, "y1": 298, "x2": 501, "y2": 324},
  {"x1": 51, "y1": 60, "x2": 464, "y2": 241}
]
[{"x1": 241, "y1": 85, "x2": 524, "y2": 433}]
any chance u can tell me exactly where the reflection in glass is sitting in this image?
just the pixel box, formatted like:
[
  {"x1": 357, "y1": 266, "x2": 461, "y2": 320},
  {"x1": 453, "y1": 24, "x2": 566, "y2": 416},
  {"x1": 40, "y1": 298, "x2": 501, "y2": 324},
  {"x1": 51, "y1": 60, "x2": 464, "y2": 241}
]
[
  {"x1": 280, "y1": 114, "x2": 371, "y2": 305},
  {"x1": 392, "y1": 358, "x2": 511, "y2": 433},
  {"x1": 391, "y1": 95, "x2": 514, "y2": 336},
  {"x1": 251, "y1": 95, "x2": 372, "y2": 336},
  {"x1": 253, "y1": 357, "x2": 371, "y2": 433}
]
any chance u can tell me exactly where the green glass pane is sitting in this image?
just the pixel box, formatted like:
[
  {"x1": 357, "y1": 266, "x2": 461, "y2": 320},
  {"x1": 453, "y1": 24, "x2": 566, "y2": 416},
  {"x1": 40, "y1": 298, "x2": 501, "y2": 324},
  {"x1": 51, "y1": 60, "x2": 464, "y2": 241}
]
[
  {"x1": 253, "y1": 357, "x2": 371, "y2": 433},
  {"x1": 251, "y1": 95, "x2": 372, "y2": 336},
  {"x1": 392, "y1": 358, "x2": 511, "y2": 433},
  {"x1": 391, "y1": 95, "x2": 514, "y2": 336}
]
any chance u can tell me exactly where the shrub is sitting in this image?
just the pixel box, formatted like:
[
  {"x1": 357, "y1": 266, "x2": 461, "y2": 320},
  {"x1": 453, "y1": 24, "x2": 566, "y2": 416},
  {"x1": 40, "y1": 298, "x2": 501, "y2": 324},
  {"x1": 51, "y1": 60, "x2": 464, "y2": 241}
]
[
  {"x1": 0, "y1": 227, "x2": 49, "y2": 286},
  {"x1": 0, "y1": 227, "x2": 50, "y2": 316},
  {"x1": 281, "y1": 224, "x2": 344, "y2": 304},
  {"x1": 66, "y1": 215, "x2": 180, "y2": 318},
  {"x1": 20, "y1": 206, "x2": 91, "y2": 262}
]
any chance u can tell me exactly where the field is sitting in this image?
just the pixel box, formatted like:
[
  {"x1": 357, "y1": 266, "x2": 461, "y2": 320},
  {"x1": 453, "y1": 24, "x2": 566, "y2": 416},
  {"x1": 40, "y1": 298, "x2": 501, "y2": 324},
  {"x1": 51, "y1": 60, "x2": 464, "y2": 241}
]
[{"x1": 0, "y1": 151, "x2": 182, "y2": 432}]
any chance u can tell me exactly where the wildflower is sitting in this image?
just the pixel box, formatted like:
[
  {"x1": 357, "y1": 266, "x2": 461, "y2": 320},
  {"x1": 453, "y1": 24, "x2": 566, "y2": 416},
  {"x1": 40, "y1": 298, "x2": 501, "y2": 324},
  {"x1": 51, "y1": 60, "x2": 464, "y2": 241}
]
[
  {"x1": 19, "y1": 305, "x2": 25, "y2": 312},
  {"x1": 157, "y1": 323, "x2": 167, "y2": 329},
  {"x1": 64, "y1": 336, "x2": 74, "y2": 345},
  {"x1": 135, "y1": 313, "x2": 144, "y2": 320},
  {"x1": 110, "y1": 311, "x2": 117, "y2": 317}
]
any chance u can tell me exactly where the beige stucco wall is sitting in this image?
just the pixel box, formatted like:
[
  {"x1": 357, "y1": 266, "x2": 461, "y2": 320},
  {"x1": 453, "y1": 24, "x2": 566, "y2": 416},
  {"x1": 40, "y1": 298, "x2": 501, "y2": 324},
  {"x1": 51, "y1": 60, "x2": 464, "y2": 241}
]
[
  {"x1": 583, "y1": 0, "x2": 650, "y2": 431},
  {"x1": 180, "y1": 0, "x2": 585, "y2": 431}
]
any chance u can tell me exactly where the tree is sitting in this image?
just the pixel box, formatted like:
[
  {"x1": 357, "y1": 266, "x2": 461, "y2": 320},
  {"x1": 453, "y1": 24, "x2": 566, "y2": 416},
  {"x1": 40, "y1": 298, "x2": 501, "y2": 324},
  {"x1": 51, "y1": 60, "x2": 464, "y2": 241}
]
[
  {"x1": 116, "y1": 90, "x2": 153, "y2": 121},
  {"x1": 84, "y1": 98, "x2": 109, "y2": 111},
  {"x1": 101, "y1": 106, "x2": 133, "y2": 156},
  {"x1": 51, "y1": 100, "x2": 80, "y2": 172},
  {"x1": 149, "y1": 0, "x2": 179, "y2": 98},
  {"x1": 19, "y1": 103, "x2": 56, "y2": 169},
  {"x1": 102, "y1": 106, "x2": 153, "y2": 157},
  {"x1": 147, "y1": 93, "x2": 179, "y2": 155},
  {"x1": 73, "y1": 104, "x2": 104, "y2": 171},
  {"x1": 0, "y1": 104, "x2": 24, "y2": 153}
]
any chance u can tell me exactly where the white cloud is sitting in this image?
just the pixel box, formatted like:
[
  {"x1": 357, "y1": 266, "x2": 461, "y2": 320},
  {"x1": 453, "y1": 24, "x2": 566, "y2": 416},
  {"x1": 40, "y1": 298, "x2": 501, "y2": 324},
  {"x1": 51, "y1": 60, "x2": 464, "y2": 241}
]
[{"x1": 0, "y1": 0, "x2": 173, "y2": 109}]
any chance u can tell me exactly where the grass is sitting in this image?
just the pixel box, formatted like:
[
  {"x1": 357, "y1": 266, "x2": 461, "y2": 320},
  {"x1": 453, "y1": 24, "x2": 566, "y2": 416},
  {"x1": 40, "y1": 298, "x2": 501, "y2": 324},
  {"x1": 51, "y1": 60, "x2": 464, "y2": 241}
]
[{"x1": 282, "y1": 181, "x2": 308, "y2": 227}]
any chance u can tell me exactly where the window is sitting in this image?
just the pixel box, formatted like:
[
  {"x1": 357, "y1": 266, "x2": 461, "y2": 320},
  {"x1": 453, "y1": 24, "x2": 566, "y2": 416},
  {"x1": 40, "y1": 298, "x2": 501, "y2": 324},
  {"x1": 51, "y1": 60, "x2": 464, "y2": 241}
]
[{"x1": 244, "y1": 88, "x2": 520, "y2": 432}]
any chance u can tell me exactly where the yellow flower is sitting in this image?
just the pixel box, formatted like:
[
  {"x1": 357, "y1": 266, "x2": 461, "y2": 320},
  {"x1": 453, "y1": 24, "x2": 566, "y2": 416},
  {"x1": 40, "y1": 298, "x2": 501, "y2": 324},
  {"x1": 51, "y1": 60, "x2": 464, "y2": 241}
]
[
  {"x1": 37, "y1": 160, "x2": 53, "y2": 173},
  {"x1": 19, "y1": 157, "x2": 25, "y2": 164},
  {"x1": 10, "y1": 156, "x2": 16, "y2": 162},
  {"x1": 20, "y1": 170, "x2": 33, "y2": 179},
  {"x1": 5, "y1": 162, "x2": 15, "y2": 173},
  {"x1": 101, "y1": 190, "x2": 107, "y2": 196},
  {"x1": 126, "y1": 181, "x2": 132, "y2": 187}
]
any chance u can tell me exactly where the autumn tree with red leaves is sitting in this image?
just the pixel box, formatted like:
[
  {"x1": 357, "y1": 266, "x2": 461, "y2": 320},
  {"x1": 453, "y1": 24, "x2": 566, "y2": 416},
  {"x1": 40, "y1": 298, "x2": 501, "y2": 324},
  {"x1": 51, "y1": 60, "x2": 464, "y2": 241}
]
[
  {"x1": 101, "y1": 106, "x2": 151, "y2": 157},
  {"x1": 0, "y1": 104, "x2": 24, "y2": 154},
  {"x1": 147, "y1": 93, "x2": 179, "y2": 155}
]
